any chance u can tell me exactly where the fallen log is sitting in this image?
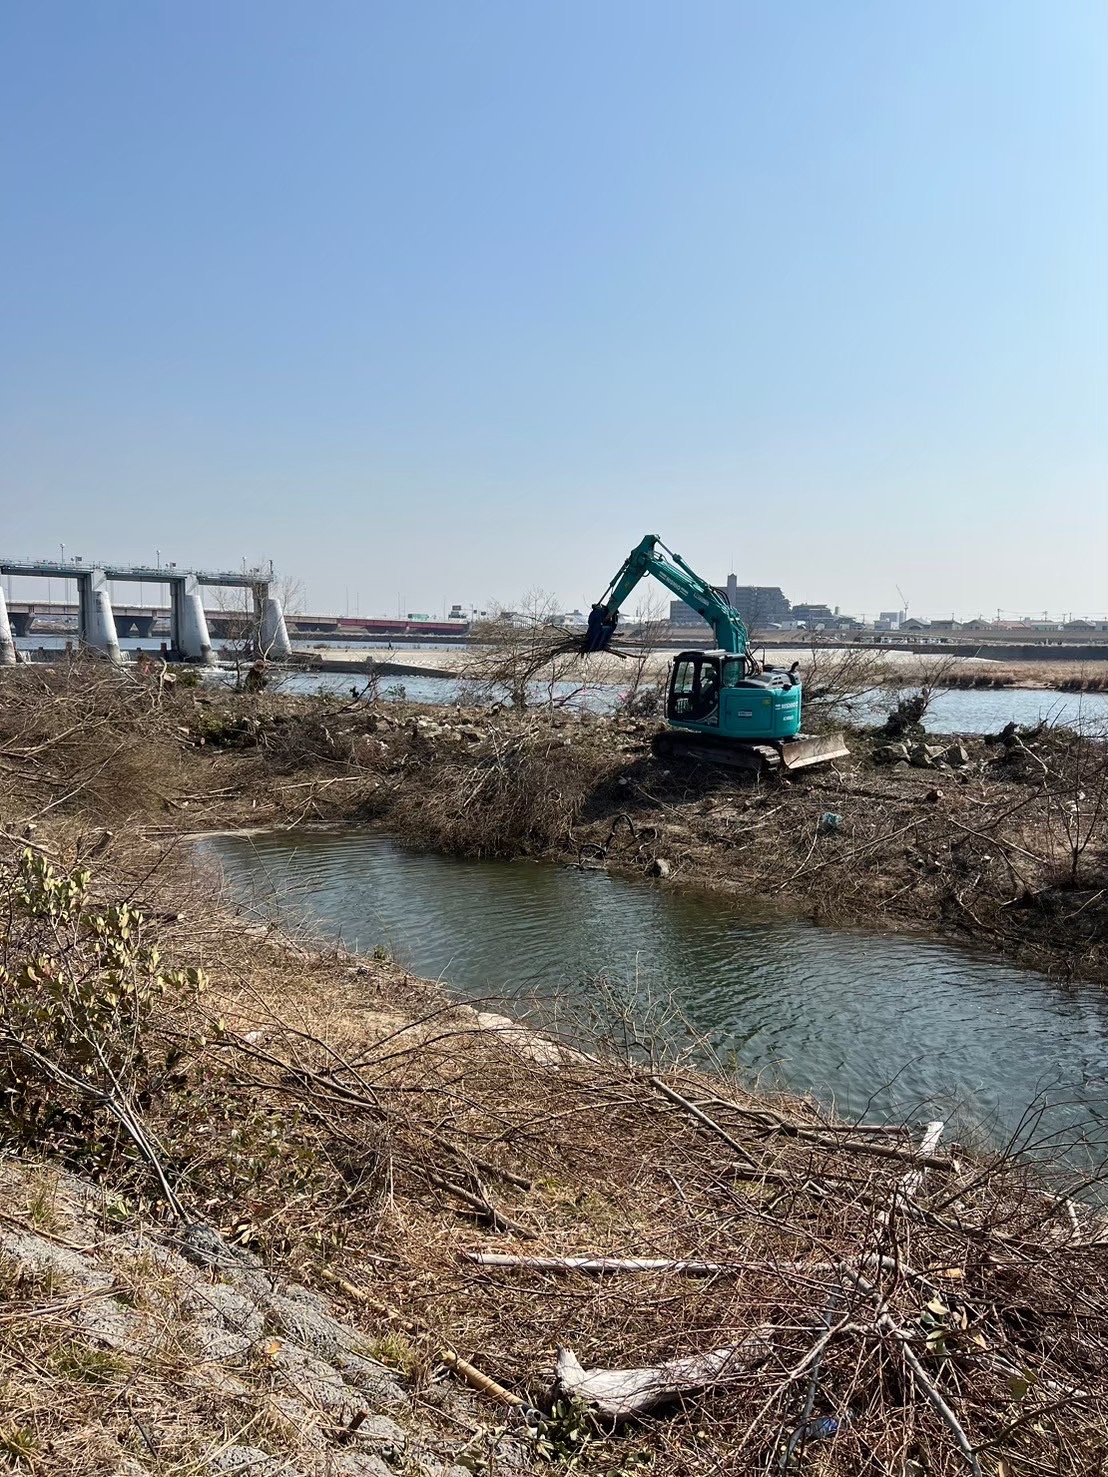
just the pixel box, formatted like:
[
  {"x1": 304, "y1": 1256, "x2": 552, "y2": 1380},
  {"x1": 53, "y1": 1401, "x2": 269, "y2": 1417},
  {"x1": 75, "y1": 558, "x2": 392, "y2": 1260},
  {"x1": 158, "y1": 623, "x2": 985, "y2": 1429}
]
[
  {"x1": 555, "y1": 1328, "x2": 774, "y2": 1420},
  {"x1": 463, "y1": 1250, "x2": 944, "y2": 1291},
  {"x1": 467, "y1": 1253, "x2": 733, "y2": 1276}
]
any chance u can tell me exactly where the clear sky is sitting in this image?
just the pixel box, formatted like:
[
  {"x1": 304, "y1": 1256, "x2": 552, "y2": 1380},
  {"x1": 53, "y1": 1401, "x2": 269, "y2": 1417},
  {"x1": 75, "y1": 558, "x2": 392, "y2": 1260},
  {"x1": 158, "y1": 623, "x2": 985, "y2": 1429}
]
[{"x1": 2, "y1": 1, "x2": 1106, "y2": 619}]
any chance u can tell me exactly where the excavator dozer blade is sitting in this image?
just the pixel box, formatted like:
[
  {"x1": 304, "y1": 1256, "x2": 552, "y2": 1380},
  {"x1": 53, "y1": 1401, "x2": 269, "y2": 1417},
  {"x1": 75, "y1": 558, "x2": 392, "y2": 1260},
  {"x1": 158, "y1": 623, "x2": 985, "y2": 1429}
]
[
  {"x1": 653, "y1": 729, "x2": 849, "y2": 775},
  {"x1": 776, "y1": 733, "x2": 851, "y2": 771}
]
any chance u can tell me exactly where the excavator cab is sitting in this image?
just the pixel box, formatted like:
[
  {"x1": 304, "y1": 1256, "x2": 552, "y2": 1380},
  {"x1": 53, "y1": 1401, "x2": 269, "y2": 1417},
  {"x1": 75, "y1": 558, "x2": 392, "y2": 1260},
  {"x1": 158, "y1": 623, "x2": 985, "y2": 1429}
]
[{"x1": 667, "y1": 651, "x2": 803, "y2": 742}]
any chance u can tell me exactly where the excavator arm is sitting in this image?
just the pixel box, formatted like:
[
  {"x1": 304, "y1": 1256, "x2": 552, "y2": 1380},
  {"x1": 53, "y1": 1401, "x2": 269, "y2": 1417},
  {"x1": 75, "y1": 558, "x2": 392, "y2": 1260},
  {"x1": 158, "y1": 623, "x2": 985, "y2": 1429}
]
[{"x1": 583, "y1": 534, "x2": 748, "y2": 655}]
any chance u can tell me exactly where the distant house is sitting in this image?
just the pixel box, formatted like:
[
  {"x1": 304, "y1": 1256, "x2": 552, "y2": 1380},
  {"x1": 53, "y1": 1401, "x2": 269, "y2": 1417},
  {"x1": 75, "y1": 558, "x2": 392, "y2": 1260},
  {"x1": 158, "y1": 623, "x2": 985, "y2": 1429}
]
[
  {"x1": 900, "y1": 618, "x2": 931, "y2": 632},
  {"x1": 1064, "y1": 619, "x2": 1096, "y2": 632}
]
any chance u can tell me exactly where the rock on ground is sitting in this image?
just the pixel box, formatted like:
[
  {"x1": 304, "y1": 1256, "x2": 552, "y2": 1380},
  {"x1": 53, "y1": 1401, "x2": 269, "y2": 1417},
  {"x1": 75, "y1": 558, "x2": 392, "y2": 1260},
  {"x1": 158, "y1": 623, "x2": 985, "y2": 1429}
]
[{"x1": 0, "y1": 1159, "x2": 522, "y2": 1477}]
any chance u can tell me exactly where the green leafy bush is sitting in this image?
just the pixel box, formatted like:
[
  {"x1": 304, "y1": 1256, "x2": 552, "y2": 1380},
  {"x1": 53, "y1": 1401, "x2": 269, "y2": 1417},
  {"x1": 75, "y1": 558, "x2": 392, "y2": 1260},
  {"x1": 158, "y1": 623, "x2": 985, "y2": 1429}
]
[{"x1": 0, "y1": 850, "x2": 204, "y2": 1171}]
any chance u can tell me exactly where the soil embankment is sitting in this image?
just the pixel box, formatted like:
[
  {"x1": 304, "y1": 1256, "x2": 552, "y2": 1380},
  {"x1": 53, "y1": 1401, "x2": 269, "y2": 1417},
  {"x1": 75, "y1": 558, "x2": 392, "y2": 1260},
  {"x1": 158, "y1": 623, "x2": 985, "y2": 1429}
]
[{"x1": 1, "y1": 664, "x2": 1107, "y2": 1475}]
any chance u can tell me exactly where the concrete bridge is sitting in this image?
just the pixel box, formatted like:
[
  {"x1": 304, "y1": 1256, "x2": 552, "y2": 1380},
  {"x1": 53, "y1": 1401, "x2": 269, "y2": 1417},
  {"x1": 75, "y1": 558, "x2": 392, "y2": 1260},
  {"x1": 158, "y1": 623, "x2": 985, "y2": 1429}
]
[
  {"x1": 5, "y1": 601, "x2": 474, "y2": 644},
  {"x1": 3, "y1": 602, "x2": 293, "y2": 641},
  {"x1": 0, "y1": 559, "x2": 292, "y2": 666}
]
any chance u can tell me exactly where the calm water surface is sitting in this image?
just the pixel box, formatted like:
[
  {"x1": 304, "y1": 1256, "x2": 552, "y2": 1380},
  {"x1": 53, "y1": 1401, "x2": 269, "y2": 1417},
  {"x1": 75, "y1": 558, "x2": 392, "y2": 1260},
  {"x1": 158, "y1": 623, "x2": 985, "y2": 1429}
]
[
  {"x1": 209, "y1": 671, "x2": 1108, "y2": 731},
  {"x1": 201, "y1": 830, "x2": 1108, "y2": 1164}
]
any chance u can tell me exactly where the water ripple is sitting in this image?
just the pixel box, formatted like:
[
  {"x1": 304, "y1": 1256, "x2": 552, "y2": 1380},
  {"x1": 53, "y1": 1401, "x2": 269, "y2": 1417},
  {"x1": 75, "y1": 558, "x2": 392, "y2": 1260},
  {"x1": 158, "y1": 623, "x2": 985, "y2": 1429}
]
[{"x1": 200, "y1": 829, "x2": 1108, "y2": 1163}]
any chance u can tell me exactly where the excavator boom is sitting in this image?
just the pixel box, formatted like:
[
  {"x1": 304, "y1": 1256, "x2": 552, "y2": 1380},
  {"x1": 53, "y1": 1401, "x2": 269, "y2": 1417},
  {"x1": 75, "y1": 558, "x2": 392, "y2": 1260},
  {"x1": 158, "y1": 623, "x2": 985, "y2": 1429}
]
[{"x1": 584, "y1": 534, "x2": 747, "y2": 655}]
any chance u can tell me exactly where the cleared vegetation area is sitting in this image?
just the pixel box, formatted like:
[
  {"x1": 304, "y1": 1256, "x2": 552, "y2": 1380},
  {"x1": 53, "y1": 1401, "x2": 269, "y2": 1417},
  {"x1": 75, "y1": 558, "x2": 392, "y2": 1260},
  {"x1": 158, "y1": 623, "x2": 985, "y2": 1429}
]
[
  {"x1": 4, "y1": 655, "x2": 1093, "y2": 980},
  {"x1": 1, "y1": 663, "x2": 1107, "y2": 1476}
]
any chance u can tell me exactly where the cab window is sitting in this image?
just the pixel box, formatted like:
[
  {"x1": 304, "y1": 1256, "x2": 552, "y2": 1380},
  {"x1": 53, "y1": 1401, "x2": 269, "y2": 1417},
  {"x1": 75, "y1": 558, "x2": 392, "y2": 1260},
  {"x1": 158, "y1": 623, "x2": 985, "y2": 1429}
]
[
  {"x1": 670, "y1": 658, "x2": 697, "y2": 718},
  {"x1": 721, "y1": 658, "x2": 744, "y2": 688},
  {"x1": 696, "y1": 660, "x2": 720, "y2": 724}
]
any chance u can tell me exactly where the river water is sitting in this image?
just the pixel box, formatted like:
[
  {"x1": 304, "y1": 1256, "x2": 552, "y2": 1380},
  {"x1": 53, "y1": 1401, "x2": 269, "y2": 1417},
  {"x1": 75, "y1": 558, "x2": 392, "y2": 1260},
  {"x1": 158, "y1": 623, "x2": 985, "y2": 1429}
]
[
  {"x1": 232, "y1": 670, "x2": 1108, "y2": 733},
  {"x1": 15, "y1": 636, "x2": 1108, "y2": 731},
  {"x1": 200, "y1": 830, "x2": 1108, "y2": 1170}
]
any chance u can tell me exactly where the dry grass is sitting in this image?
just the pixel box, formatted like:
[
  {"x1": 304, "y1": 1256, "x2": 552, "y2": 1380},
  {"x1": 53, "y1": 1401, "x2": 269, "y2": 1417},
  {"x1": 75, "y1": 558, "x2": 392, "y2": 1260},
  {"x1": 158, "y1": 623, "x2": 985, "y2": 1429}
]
[
  {"x1": 1, "y1": 673, "x2": 1107, "y2": 1472},
  {"x1": 151, "y1": 956, "x2": 1108, "y2": 1474}
]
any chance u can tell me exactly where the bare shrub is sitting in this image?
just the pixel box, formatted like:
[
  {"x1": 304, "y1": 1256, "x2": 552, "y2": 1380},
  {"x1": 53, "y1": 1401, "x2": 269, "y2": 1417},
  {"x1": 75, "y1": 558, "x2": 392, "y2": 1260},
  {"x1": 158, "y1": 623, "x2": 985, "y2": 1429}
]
[
  {"x1": 388, "y1": 722, "x2": 618, "y2": 856},
  {"x1": 0, "y1": 660, "x2": 190, "y2": 827},
  {"x1": 798, "y1": 645, "x2": 894, "y2": 730},
  {"x1": 1052, "y1": 724, "x2": 1108, "y2": 885},
  {"x1": 210, "y1": 568, "x2": 301, "y2": 690},
  {"x1": 463, "y1": 591, "x2": 591, "y2": 710},
  {"x1": 876, "y1": 655, "x2": 958, "y2": 736},
  {"x1": 614, "y1": 591, "x2": 668, "y2": 718}
]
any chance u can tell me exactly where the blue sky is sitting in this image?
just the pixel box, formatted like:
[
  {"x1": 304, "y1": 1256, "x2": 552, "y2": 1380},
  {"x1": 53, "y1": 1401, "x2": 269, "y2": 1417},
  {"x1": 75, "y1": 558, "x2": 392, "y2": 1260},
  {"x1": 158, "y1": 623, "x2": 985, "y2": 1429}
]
[{"x1": 2, "y1": 1, "x2": 1105, "y2": 618}]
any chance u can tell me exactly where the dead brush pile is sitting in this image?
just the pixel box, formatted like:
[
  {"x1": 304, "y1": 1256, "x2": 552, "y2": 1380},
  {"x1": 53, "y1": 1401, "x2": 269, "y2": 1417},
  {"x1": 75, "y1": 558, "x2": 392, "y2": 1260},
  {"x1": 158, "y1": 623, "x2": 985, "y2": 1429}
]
[
  {"x1": 591, "y1": 719, "x2": 1108, "y2": 981},
  {"x1": 782, "y1": 721, "x2": 1108, "y2": 971},
  {"x1": 2, "y1": 830, "x2": 1108, "y2": 1475},
  {"x1": 0, "y1": 661, "x2": 194, "y2": 829},
  {"x1": 385, "y1": 719, "x2": 623, "y2": 857}
]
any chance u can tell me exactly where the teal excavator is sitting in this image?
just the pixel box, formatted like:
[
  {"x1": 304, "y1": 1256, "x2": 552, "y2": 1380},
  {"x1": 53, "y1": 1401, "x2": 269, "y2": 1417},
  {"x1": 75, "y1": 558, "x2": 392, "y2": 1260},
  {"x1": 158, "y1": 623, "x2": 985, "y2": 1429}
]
[{"x1": 584, "y1": 534, "x2": 848, "y2": 772}]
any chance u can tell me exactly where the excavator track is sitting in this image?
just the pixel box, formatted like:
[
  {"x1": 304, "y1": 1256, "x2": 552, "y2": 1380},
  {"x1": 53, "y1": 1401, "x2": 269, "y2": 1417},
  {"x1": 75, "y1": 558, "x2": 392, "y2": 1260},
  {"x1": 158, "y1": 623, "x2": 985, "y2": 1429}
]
[{"x1": 653, "y1": 728, "x2": 849, "y2": 775}]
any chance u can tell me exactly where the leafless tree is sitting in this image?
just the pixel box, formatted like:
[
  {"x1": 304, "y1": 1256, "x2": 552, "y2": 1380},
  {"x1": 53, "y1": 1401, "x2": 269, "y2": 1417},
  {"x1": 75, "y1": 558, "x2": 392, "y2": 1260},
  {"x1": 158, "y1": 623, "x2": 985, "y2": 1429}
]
[
  {"x1": 615, "y1": 591, "x2": 669, "y2": 716},
  {"x1": 463, "y1": 590, "x2": 595, "y2": 710},
  {"x1": 209, "y1": 566, "x2": 300, "y2": 691},
  {"x1": 1043, "y1": 720, "x2": 1108, "y2": 886}
]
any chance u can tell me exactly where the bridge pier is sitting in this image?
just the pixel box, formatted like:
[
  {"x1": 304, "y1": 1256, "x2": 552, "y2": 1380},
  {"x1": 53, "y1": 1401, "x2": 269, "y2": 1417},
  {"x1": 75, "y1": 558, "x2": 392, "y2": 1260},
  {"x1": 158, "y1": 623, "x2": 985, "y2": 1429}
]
[
  {"x1": 0, "y1": 587, "x2": 15, "y2": 665},
  {"x1": 168, "y1": 577, "x2": 213, "y2": 663},
  {"x1": 75, "y1": 571, "x2": 121, "y2": 663},
  {"x1": 260, "y1": 594, "x2": 291, "y2": 660},
  {"x1": 0, "y1": 560, "x2": 296, "y2": 665}
]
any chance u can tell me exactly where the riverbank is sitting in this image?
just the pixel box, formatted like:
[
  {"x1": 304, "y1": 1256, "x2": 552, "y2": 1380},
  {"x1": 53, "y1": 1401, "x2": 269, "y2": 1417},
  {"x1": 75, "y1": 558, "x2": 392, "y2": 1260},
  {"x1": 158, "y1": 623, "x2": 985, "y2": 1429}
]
[
  {"x1": 290, "y1": 642, "x2": 1108, "y2": 695},
  {"x1": 164, "y1": 681, "x2": 1108, "y2": 983},
  {"x1": 2, "y1": 664, "x2": 1104, "y2": 981},
  {"x1": 2, "y1": 664, "x2": 1108, "y2": 1472}
]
